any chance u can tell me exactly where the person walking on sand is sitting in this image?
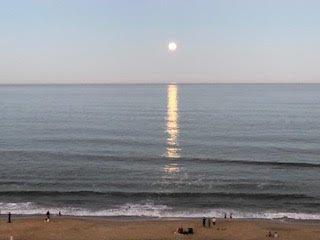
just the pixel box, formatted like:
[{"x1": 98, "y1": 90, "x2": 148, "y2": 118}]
[
  {"x1": 46, "y1": 211, "x2": 50, "y2": 222},
  {"x1": 8, "y1": 212, "x2": 11, "y2": 223},
  {"x1": 212, "y1": 217, "x2": 216, "y2": 226},
  {"x1": 202, "y1": 217, "x2": 206, "y2": 227}
]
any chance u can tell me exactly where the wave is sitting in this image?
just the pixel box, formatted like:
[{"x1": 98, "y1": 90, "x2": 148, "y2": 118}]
[
  {"x1": 0, "y1": 190, "x2": 313, "y2": 200},
  {"x1": 186, "y1": 158, "x2": 320, "y2": 168},
  {"x1": 1, "y1": 150, "x2": 320, "y2": 168},
  {"x1": 39, "y1": 138, "x2": 159, "y2": 147},
  {"x1": 0, "y1": 202, "x2": 319, "y2": 220}
]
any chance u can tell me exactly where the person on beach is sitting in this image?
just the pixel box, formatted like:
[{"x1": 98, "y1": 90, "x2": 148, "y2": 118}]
[
  {"x1": 266, "y1": 231, "x2": 279, "y2": 238},
  {"x1": 224, "y1": 213, "x2": 227, "y2": 219},
  {"x1": 8, "y1": 212, "x2": 11, "y2": 223},
  {"x1": 207, "y1": 218, "x2": 211, "y2": 227},
  {"x1": 46, "y1": 211, "x2": 50, "y2": 222},
  {"x1": 177, "y1": 227, "x2": 183, "y2": 234},
  {"x1": 58, "y1": 211, "x2": 62, "y2": 216},
  {"x1": 212, "y1": 217, "x2": 216, "y2": 226},
  {"x1": 230, "y1": 213, "x2": 233, "y2": 219},
  {"x1": 202, "y1": 217, "x2": 206, "y2": 227}
]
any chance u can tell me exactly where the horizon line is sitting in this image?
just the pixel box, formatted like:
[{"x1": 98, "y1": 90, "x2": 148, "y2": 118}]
[{"x1": 1, "y1": 82, "x2": 320, "y2": 86}]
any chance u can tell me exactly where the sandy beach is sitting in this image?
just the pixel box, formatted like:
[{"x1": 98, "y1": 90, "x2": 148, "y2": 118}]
[{"x1": 0, "y1": 216, "x2": 319, "y2": 240}]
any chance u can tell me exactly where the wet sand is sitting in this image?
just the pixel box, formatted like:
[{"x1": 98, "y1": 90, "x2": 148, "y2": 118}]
[{"x1": 0, "y1": 216, "x2": 319, "y2": 240}]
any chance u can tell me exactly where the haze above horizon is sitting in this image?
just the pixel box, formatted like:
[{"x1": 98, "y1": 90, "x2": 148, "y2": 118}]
[{"x1": 1, "y1": 0, "x2": 320, "y2": 84}]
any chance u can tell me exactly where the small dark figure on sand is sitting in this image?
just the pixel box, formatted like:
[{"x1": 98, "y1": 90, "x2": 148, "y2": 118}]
[
  {"x1": 58, "y1": 211, "x2": 62, "y2": 216},
  {"x1": 224, "y1": 213, "x2": 227, "y2": 219},
  {"x1": 202, "y1": 217, "x2": 206, "y2": 227},
  {"x1": 8, "y1": 212, "x2": 11, "y2": 223},
  {"x1": 230, "y1": 213, "x2": 233, "y2": 219},
  {"x1": 46, "y1": 211, "x2": 50, "y2": 222}
]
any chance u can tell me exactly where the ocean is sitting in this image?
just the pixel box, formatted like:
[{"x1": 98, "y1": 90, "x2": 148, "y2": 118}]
[{"x1": 0, "y1": 84, "x2": 319, "y2": 219}]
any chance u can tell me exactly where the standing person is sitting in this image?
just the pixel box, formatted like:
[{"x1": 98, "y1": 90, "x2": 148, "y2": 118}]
[
  {"x1": 207, "y1": 218, "x2": 211, "y2": 228},
  {"x1": 8, "y1": 212, "x2": 11, "y2": 223},
  {"x1": 230, "y1": 213, "x2": 233, "y2": 219},
  {"x1": 224, "y1": 213, "x2": 227, "y2": 219},
  {"x1": 212, "y1": 217, "x2": 216, "y2": 226},
  {"x1": 202, "y1": 217, "x2": 206, "y2": 227},
  {"x1": 46, "y1": 211, "x2": 50, "y2": 222},
  {"x1": 58, "y1": 211, "x2": 61, "y2": 216}
]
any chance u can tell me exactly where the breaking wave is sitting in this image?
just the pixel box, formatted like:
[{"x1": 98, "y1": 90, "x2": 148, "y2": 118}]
[{"x1": 0, "y1": 202, "x2": 320, "y2": 220}]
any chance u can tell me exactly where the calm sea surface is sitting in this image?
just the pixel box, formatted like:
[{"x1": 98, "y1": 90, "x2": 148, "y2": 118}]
[{"x1": 0, "y1": 84, "x2": 319, "y2": 219}]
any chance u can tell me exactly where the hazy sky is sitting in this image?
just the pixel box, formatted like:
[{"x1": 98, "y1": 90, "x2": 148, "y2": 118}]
[{"x1": 1, "y1": 0, "x2": 320, "y2": 84}]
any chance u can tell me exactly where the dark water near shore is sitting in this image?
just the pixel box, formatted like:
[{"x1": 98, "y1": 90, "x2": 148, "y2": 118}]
[{"x1": 0, "y1": 84, "x2": 320, "y2": 219}]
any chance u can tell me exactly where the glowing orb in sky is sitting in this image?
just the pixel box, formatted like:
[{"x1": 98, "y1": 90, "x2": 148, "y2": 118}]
[{"x1": 168, "y1": 42, "x2": 177, "y2": 52}]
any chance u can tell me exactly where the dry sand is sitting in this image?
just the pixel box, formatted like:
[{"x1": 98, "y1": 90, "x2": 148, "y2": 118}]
[{"x1": 0, "y1": 216, "x2": 319, "y2": 240}]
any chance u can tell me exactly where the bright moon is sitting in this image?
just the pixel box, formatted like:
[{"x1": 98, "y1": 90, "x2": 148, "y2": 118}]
[{"x1": 168, "y1": 42, "x2": 177, "y2": 52}]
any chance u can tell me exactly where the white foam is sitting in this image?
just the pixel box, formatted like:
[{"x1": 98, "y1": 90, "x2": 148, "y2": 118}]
[{"x1": 0, "y1": 202, "x2": 319, "y2": 220}]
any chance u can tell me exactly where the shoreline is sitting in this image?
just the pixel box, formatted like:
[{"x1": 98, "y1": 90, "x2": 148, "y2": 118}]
[
  {"x1": 1, "y1": 214, "x2": 320, "y2": 223},
  {"x1": 0, "y1": 216, "x2": 319, "y2": 240}
]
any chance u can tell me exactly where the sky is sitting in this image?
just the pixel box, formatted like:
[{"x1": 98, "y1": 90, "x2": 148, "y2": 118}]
[{"x1": 1, "y1": 0, "x2": 320, "y2": 84}]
